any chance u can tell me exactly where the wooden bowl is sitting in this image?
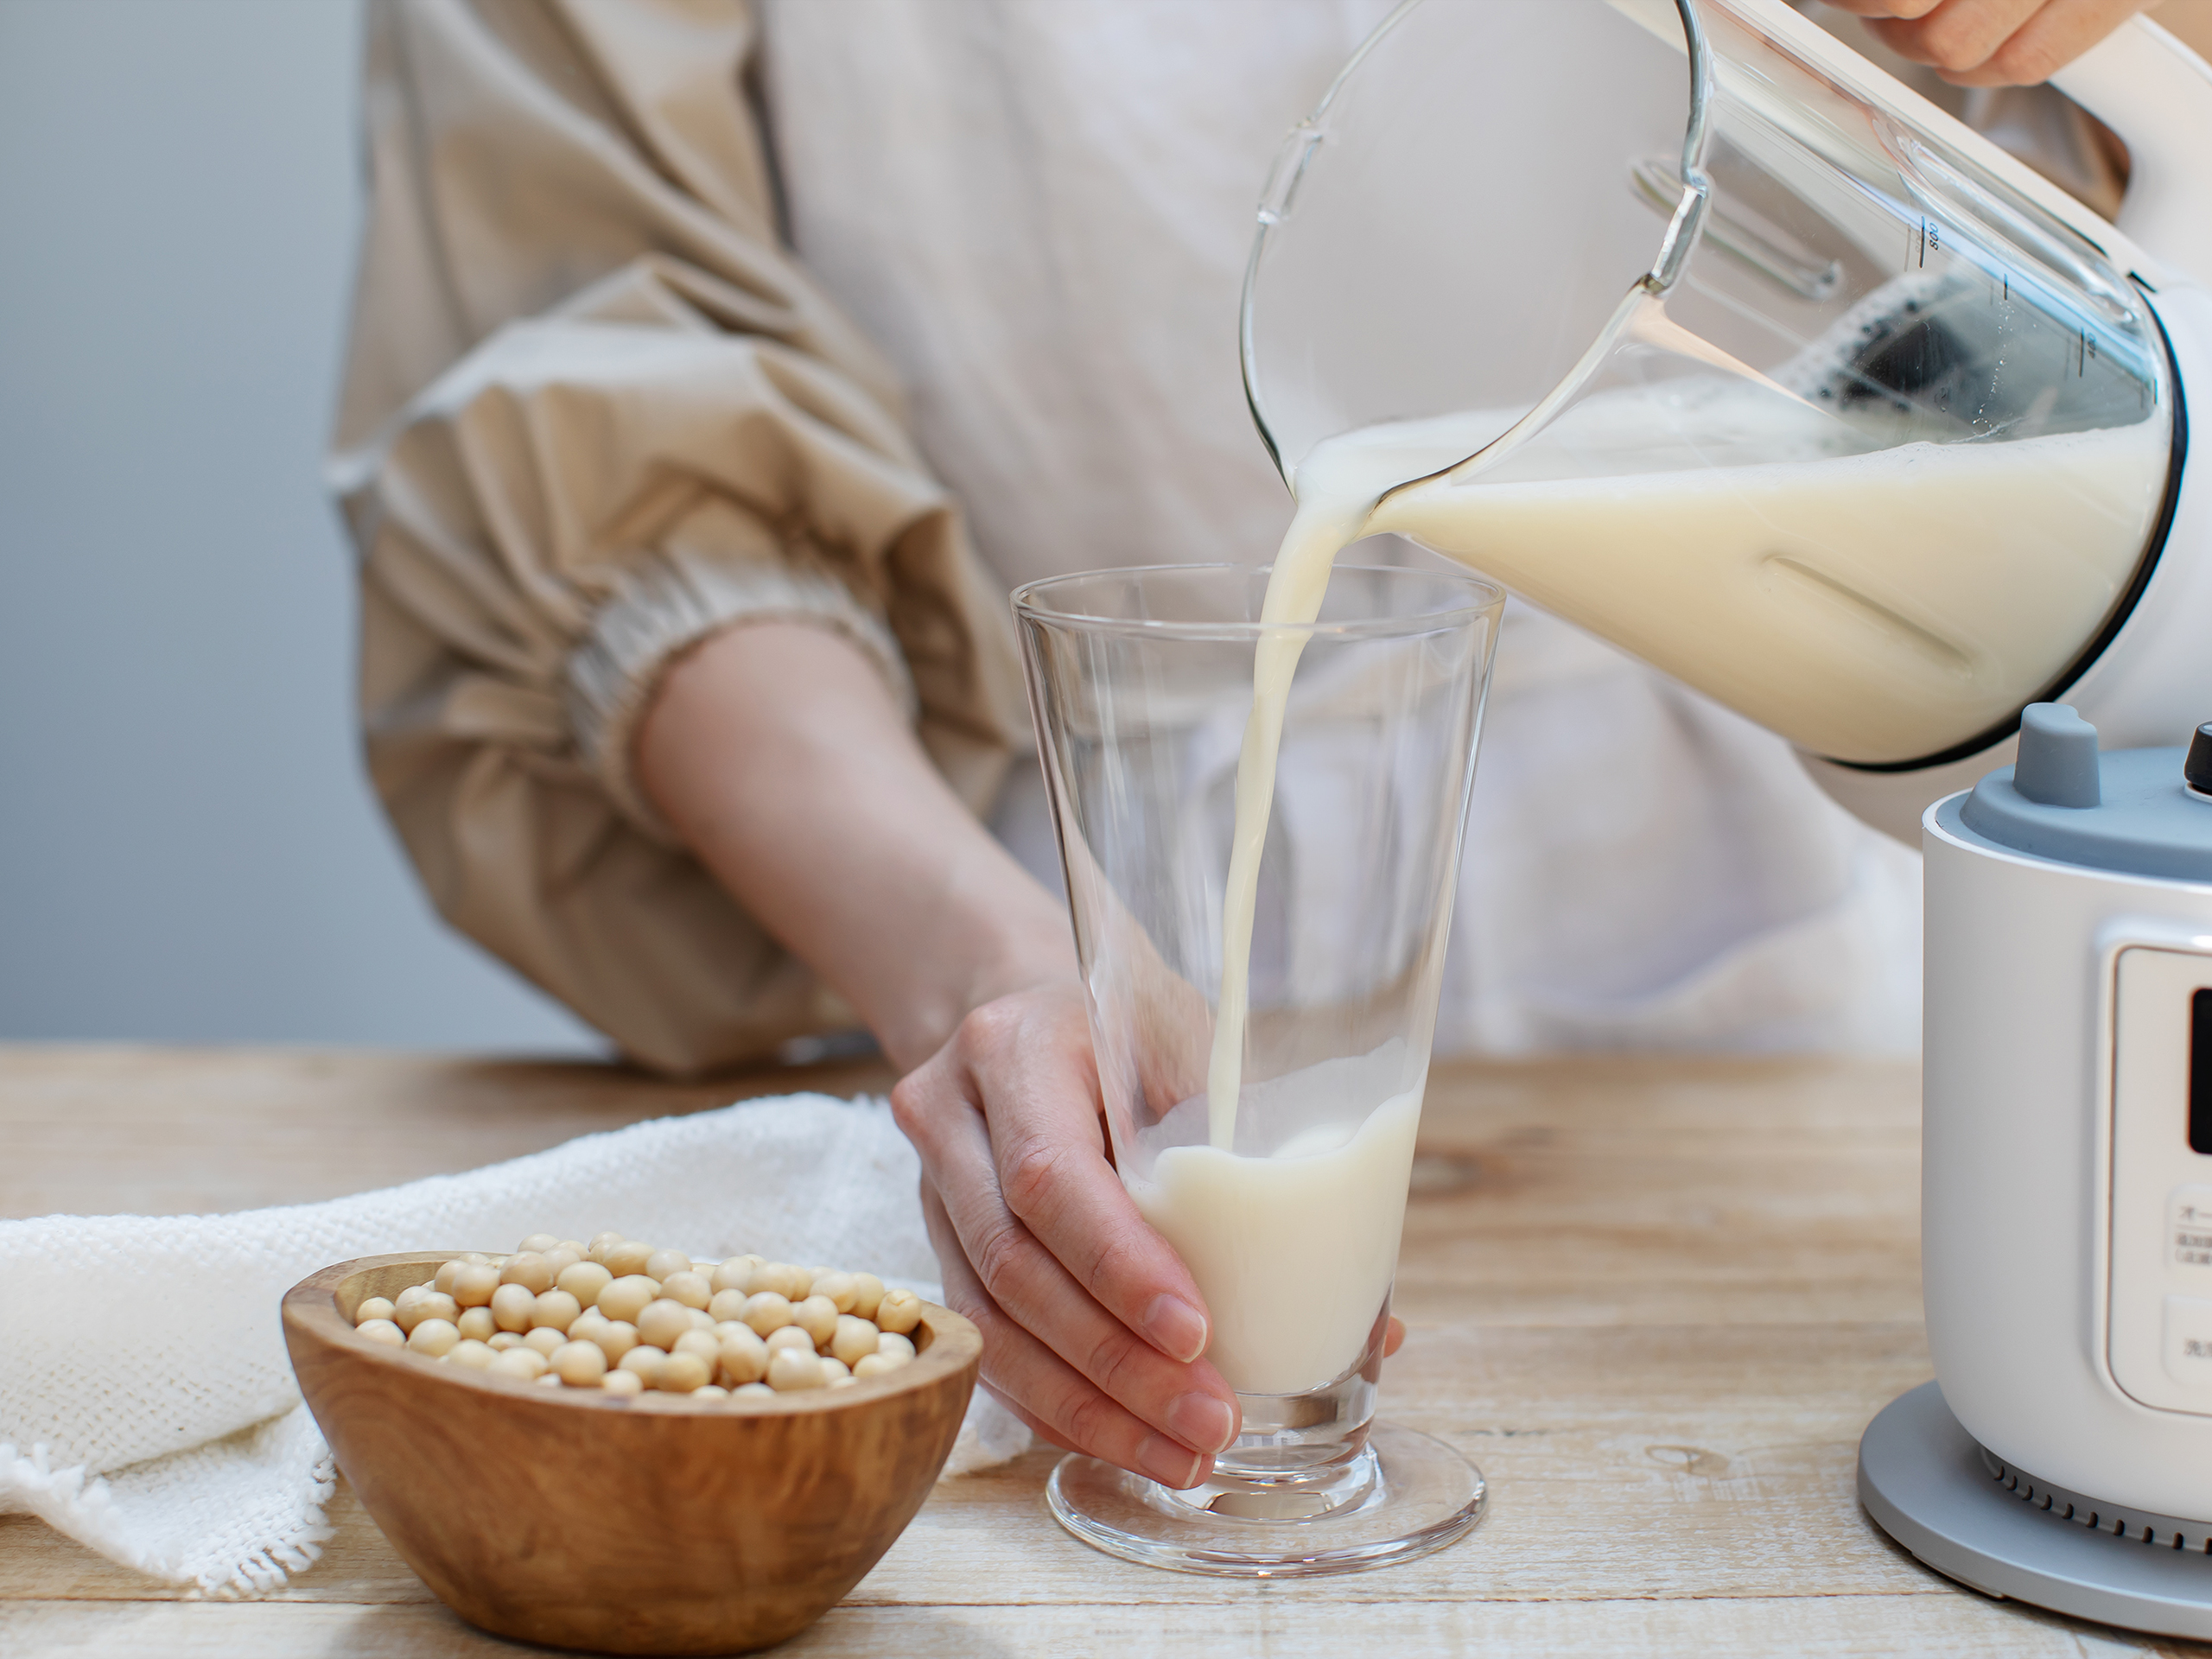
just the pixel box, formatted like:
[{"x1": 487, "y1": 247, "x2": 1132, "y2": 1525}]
[{"x1": 283, "y1": 1253, "x2": 982, "y2": 1656}]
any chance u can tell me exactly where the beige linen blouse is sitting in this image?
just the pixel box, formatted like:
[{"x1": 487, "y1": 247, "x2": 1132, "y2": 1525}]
[{"x1": 330, "y1": 0, "x2": 1027, "y2": 1075}]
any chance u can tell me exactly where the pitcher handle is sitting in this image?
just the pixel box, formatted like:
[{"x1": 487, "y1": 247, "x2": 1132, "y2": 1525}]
[{"x1": 2050, "y1": 17, "x2": 2212, "y2": 289}]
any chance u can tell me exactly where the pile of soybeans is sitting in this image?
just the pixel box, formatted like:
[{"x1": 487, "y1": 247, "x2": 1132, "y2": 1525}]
[{"x1": 351, "y1": 1232, "x2": 925, "y2": 1401}]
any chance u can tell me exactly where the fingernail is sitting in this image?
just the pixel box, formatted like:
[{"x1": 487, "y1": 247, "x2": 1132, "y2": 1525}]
[
  {"x1": 1142, "y1": 1294, "x2": 1209, "y2": 1363},
  {"x1": 1136, "y1": 1433, "x2": 1205, "y2": 1488},
  {"x1": 1166, "y1": 1390, "x2": 1238, "y2": 1454}
]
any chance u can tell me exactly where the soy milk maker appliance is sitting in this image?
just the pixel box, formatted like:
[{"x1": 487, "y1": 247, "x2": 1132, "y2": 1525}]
[
  {"x1": 1851, "y1": 706, "x2": 2212, "y2": 1634},
  {"x1": 1240, "y1": 0, "x2": 2212, "y2": 1634}
]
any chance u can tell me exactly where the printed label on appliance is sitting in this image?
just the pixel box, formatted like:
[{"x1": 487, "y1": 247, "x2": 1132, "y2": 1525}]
[
  {"x1": 2171, "y1": 1186, "x2": 2212, "y2": 1273},
  {"x1": 2164, "y1": 1294, "x2": 2212, "y2": 1389}
]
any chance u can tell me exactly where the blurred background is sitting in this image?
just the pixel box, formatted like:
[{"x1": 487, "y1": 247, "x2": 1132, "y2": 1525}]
[
  {"x1": 5, "y1": 1, "x2": 2211, "y2": 1055},
  {"x1": 0, "y1": 0, "x2": 600, "y2": 1052}
]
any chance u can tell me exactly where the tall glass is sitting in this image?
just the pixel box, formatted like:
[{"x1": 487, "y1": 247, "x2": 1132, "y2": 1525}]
[{"x1": 1014, "y1": 563, "x2": 1503, "y2": 1576}]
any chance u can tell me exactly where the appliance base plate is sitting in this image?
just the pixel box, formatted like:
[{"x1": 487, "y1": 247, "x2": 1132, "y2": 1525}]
[{"x1": 1860, "y1": 1382, "x2": 2212, "y2": 1638}]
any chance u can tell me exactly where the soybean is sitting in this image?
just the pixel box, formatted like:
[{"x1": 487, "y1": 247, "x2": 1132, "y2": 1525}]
[
  {"x1": 875, "y1": 1289, "x2": 924, "y2": 1336},
  {"x1": 556, "y1": 1260, "x2": 613, "y2": 1307},
  {"x1": 499, "y1": 1253, "x2": 555, "y2": 1295},
  {"x1": 596, "y1": 1274, "x2": 659, "y2": 1325},
  {"x1": 489, "y1": 1283, "x2": 537, "y2": 1333}
]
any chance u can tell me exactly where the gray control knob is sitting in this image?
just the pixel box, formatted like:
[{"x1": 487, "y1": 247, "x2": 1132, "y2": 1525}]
[{"x1": 2014, "y1": 702, "x2": 2101, "y2": 809}]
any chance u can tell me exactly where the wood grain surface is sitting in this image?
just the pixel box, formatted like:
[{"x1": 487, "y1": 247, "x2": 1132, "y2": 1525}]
[{"x1": 4, "y1": 1045, "x2": 2209, "y2": 1657}]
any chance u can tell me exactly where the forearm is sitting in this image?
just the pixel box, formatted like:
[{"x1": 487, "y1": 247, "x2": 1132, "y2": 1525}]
[{"x1": 635, "y1": 620, "x2": 1075, "y2": 1071}]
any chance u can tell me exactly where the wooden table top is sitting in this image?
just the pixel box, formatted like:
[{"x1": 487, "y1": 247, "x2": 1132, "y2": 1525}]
[{"x1": 1, "y1": 1044, "x2": 2201, "y2": 1657}]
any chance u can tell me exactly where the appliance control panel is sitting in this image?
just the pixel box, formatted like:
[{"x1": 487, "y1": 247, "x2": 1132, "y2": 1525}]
[{"x1": 2109, "y1": 944, "x2": 2212, "y2": 1415}]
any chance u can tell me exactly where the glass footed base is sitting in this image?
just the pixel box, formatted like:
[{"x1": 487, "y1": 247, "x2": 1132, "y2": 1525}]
[{"x1": 1046, "y1": 1421, "x2": 1486, "y2": 1578}]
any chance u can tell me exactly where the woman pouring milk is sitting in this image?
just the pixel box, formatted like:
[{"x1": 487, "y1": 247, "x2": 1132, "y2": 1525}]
[{"x1": 329, "y1": 0, "x2": 2182, "y2": 1491}]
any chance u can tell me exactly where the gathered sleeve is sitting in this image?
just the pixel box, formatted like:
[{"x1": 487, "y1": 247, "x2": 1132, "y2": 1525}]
[{"x1": 329, "y1": 0, "x2": 1027, "y2": 1075}]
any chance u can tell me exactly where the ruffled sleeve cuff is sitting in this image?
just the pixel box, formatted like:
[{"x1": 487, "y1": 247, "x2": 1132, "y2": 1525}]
[{"x1": 567, "y1": 518, "x2": 917, "y2": 844}]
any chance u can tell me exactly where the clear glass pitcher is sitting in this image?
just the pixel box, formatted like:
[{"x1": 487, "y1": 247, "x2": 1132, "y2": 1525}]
[{"x1": 1242, "y1": 0, "x2": 2183, "y2": 768}]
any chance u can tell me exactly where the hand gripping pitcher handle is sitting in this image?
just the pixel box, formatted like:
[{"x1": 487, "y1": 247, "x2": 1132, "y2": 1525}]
[{"x1": 1729, "y1": 0, "x2": 2212, "y2": 285}]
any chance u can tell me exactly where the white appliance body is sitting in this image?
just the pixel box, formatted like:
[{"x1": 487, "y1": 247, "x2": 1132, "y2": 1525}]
[{"x1": 1924, "y1": 799, "x2": 2212, "y2": 1518}]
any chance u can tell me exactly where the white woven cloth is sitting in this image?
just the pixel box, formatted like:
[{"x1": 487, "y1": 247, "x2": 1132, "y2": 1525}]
[{"x1": 0, "y1": 1090, "x2": 1030, "y2": 1595}]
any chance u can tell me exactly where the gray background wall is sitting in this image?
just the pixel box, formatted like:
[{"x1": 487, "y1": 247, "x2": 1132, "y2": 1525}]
[{"x1": 0, "y1": 0, "x2": 600, "y2": 1052}]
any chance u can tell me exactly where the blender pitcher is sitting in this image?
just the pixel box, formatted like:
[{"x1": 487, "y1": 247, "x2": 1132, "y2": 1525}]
[{"x1": 1242, "y1": 0, "x2": 2212, "y2": 836}]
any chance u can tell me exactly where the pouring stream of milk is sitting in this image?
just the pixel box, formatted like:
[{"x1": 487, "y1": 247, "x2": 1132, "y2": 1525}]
[{"x1": 1199, "y1": 423, "x2": 1480, "y2": 1151}]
